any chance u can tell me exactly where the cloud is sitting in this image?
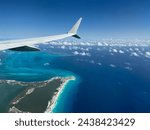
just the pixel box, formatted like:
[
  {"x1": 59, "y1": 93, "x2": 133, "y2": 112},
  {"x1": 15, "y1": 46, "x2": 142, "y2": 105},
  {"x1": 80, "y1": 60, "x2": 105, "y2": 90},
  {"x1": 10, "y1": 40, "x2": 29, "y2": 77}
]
[
  {"x1": 73, "y1": 51, "x2": 79, "y2": 55},
  {"x1": 44, "y1": 63, "x2": 50, "y2": 66},
  {"x1": 45, "y1": 39, "x2": 150, "y2": 47},
  {"x1": 129, "y1": 48, "x2": 133, "y2": 51},
  {"x1": 80, "y1": 52, "x2": 90, "y2": 56},
  {"x1": 60, "y1": 45, "x2": 66, "y2": 49},
  {"x1": 119, "y1": 50, "x2": 124, "y2": 54},
  {"x1": 124, "y1": 66, "x2": 132, "y2": 71},
  {"x1": 134, "y1": 48, "x2": 139, "y2": 51},
  {"x1": 131, "y1": 52, "x2": 139, "y2": 57},
  {"x1": 113, "y1": 49, "x2": 118, "y2": 53},
  {"x1": 97, "y1": 63, "x2": 102, "y2": 66},
  {"x1": 90, "y1": 60, "x2": 95, "y2": 64},
  {"x1": 110, "y1": 64, "x2": 116, "y2": 67},
  {"x1": 0, "y1": 59, "x2": 2, "y2": 65},
  {"x1": 80, "y1": 47, "x2": 89, "y2": 51},
  {"x1": 145, "y1": 52, "x2": 150, "y2": 58},
  {"x1": 73, "y1": 51, "x2": 91, "y2": 56}
]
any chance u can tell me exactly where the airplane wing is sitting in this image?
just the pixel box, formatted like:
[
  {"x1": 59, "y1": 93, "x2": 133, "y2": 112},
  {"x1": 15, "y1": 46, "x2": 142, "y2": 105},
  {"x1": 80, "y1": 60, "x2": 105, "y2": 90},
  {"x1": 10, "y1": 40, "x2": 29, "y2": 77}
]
[{"x1": 0, "y1": 18, "x2": 82, "y2": 51}]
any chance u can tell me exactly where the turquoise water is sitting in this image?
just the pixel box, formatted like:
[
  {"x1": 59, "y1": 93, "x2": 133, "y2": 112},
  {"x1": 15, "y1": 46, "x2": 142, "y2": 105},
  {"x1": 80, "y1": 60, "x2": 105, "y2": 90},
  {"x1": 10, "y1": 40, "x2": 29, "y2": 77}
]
[
  {"x1": 0, "y1": 51, "x2": 79, "y2": 112},
  {"x1": 0, "y1": 51, "x2": 75, "y2": 81},
  {"x1": 52, "y1": 74, "x2": 81, "y2": 113}
]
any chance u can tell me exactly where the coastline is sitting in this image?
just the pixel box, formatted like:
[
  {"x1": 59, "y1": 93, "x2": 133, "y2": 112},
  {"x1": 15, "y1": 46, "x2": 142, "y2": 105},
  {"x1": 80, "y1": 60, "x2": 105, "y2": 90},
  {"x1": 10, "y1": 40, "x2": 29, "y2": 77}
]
[
  {"x1": 45, "y1": 76, "x2": 76, "y2": 113},
  {"x1": 4, "y1": 76, "x2": 76, "y2": 113}
]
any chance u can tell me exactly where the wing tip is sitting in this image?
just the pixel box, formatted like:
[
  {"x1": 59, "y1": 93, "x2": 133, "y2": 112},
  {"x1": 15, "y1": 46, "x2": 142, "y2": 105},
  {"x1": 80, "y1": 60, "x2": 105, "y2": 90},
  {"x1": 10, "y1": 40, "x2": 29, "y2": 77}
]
[{"x1": 68, "y1": 17, "x2": 82, "y2": 34}]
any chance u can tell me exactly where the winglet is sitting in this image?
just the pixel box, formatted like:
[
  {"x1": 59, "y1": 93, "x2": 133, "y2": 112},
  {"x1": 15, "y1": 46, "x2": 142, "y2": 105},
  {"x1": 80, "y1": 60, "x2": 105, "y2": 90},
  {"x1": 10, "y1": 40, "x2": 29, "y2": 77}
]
[{"x1": 68, "y1": 17, "x2": 82, "y2": 39}]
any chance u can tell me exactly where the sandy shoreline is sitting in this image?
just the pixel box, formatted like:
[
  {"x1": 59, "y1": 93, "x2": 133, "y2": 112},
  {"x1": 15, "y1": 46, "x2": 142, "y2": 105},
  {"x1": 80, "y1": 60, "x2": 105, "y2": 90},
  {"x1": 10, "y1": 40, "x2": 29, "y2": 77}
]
[{"x1": 45, "y1": 76, "x2": 76, "y2": 113}]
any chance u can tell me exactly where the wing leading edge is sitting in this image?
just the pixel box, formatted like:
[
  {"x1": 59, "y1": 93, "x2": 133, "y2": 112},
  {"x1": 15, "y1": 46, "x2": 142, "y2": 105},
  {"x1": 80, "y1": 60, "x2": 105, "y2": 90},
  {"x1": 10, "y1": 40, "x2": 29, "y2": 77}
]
[{"x1": 0, "y1": 17, "x2": 82, "y2": 51}]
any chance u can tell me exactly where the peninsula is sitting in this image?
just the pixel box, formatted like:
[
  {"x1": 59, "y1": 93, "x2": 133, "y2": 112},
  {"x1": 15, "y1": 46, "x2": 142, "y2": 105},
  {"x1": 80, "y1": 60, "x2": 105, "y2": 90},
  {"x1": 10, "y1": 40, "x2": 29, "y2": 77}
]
[{"x1": 0, "y1": 76, "x2": 76, "y2": 113}]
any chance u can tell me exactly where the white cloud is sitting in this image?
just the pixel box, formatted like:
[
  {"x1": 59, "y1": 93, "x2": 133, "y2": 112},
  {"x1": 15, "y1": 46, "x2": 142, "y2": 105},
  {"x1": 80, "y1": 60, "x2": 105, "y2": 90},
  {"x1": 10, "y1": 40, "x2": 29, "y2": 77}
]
[
  {"x1": 80, "y1": 52, "x2": 87, "y2": 56},
  {"x1": 97, "y1": 42, "x2": 103, "y2": 46},
  {"x1": 97, "y1": 63, "x2": 102, "y2": 66},
  {"x1": 124, "y1": 66, "x2": 132, "y2": 71},
  {"x1": 113, "y1": 49, "x2": 118, "y2": 53},
  {"x1": 119, "y1": 50, "x2": 124, "y2": 54},
  {"x1": 131, "y1": 52, "x2": 139, "y2": 57},
  {"x1": 73, "y1": 51, "x2": 79, "y2": 55},
  {"x1": 2, "y1": 50, "x2": 6, "y2": 53},
  {"x1": 81, "y1": 52, "x2": 91, "y2": 56},
  {"x1": 90, "y1": 60, "x2": 95, "y2": 64},
  {"x1": 44, "y1": 63, "x2": 50, "y2": 66},
  {"x1": 129, "y1": 48, "x2": 133, "y2": 51},
  {"x1": 110, "y1": 64, "x2": 116, "y2": 67},
  {"x1": 134, "y1": 48, "x2": 139, "y2": 51},
  {"x1": 145, "y1": 52, "x2": 150, "y2": 58},
  {"x1": 73, "y1": 51, "x2": 91, "y2": 56},
  {"x1": 60, "y1": 45, "x2": 66, "y2": 49},
  {"x1": 72, "y1": 46, "x2": 79, "y2": 50},
  {"x1": 46, "y1": 39, "x2": 150, "y2": 47},
  {"x1": 109, "y1": 49, "x2": 112, "y2": 52}
]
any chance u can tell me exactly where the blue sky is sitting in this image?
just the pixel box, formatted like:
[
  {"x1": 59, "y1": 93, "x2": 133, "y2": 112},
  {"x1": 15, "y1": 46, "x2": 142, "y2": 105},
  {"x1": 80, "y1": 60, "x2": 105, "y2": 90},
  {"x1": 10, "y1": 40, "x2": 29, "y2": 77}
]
[{"x1": 0, "y1": 0, "x2": 150, "y2": 40}]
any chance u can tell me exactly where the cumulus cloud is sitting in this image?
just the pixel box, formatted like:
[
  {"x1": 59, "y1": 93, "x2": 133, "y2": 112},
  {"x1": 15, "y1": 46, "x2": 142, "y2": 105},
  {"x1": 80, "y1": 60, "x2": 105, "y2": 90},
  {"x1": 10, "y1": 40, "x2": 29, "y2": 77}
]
[
  {"x1": 119, "y1": 50, "x2": 124, "y2": 54},
  {"x1": 80, "y1": 47, "x2": 89, "y2": 51},
  {"x1": 97, "y1": 42, "x2": 103, "y2": 46},
  {"x1": 110, "y1": 64, "x2": 116, "y2": 68},
  {"x1": 73, "y1": 51, "x2": 79, "y2": 55},
  {"x1": 2, "y1": 50, "x2": 6, "y2": 53},
  {"x1": 80, "y1": 52, "x2": 89, "y2": 56},
  {"x1": 45, "y1": 39, "x2": 150, "y2": 47},
  {"x1": 72, "y1": 46, "x2": 79, "y2": 50},
  {"x1": 145, "y1": 52, "x2": 150, "y2": 58},
  {"x1": 124, "y1": 66, "x2": 132, "y2": 71},
  {"x1": 44, "y1": 63, "x2": 50, "y2": 66},
  {"x1": 97, "y1": 63, "x2": 102, "y2": 66},
  {"x1": 134, "y1": 48, "x2": 139, "y2": 51},
  {"x1": 113, "y1": 49, "x2": 118, "y2": 53},
  {"x1": 131, "y1": 52, "x2": 139, "y2": 57},
  {"x1": 60, "y1": 45, "x2": 66, "y2": 49},
  {"x1": 129, "y1": 48, "x2": 133, "y2": 51},
  {"x1": 73, "y1": 51, "x2": 91, "y2": 56}
]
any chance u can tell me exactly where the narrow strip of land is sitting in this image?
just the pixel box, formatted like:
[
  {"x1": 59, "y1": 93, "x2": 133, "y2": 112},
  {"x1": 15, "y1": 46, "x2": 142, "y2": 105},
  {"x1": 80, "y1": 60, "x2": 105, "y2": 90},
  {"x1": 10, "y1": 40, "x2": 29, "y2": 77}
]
[{"x1": 0, "y1": 76, "x2": 75, "y2": 113}]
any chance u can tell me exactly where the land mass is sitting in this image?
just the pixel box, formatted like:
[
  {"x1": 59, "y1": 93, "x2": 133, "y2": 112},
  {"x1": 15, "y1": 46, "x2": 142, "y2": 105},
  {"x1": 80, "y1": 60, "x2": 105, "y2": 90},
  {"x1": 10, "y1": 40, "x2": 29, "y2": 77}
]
[{"x1": 0, "y1": 76, "x2": 75, "y2": 113}]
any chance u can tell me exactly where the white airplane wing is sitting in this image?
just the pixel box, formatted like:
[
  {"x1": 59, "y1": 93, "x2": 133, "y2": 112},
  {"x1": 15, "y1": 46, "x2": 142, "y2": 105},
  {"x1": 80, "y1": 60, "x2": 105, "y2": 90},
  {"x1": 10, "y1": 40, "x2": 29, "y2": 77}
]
[{"x1": 0, "y1": 18, "x2": 82, "y2": 51}]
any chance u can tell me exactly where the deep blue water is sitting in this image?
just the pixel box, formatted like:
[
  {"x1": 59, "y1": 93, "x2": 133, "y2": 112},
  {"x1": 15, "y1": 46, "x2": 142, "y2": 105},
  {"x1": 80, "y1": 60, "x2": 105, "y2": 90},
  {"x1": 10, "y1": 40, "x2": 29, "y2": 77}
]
[
  {"x1": 48, "y1": 45, "x2": 150, "y2": 113},
  {"x1": 0, "y1": 45, "x2": 150, "y2": 113}
]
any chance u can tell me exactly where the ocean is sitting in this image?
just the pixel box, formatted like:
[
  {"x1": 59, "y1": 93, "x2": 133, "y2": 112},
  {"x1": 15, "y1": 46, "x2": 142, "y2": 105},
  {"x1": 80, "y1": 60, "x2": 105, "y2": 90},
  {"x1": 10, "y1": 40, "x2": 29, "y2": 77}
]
[{"x1": 0, "y1": 43, "x2": 150, "y2": 113}]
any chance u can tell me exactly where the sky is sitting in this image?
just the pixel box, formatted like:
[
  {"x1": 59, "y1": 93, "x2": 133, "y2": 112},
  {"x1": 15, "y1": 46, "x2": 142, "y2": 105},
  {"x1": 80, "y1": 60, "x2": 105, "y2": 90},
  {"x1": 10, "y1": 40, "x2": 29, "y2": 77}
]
[{"x1": 0, "y1": 0, "x2": 150, "y2": 40}]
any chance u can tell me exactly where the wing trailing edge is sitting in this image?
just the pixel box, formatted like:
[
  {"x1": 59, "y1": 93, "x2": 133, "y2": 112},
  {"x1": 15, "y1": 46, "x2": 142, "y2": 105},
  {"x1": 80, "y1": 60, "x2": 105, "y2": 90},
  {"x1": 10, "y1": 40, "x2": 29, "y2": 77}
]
[{"x1": 9, "y1": 46, "x2": 40, "y2": 51}]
